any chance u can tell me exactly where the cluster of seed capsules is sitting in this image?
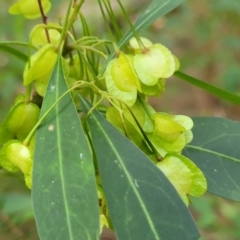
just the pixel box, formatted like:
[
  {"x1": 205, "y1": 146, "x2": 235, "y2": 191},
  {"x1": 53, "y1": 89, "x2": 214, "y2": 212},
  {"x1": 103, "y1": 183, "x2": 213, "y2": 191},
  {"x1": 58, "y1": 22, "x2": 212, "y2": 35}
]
[{"x1": 104, "y1": 37, "x2": 207, "y2": 206}]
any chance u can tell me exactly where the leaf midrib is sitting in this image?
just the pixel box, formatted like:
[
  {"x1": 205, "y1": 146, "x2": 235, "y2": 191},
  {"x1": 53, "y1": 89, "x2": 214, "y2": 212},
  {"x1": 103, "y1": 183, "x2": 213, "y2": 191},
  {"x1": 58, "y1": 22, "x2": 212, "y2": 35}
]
[
  {"x1": 56, "y1": 64, "x2": 74, "y2": 240},
  {"x1": 135, "y1": 0, "x2": 169, "y2": 31},
  {"x1": 92, "y1": 115, "x2": 161, "y2": 240},
  {"x1": 186, "y1": 145, "x2": 240, "y2": 164}
]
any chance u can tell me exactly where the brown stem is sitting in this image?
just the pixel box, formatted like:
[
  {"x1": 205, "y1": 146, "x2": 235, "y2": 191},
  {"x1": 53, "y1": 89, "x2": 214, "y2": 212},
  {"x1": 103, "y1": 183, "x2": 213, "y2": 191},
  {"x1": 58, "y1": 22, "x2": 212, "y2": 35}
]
[{"x1": 37, "y1": 0, "x2": 51, "y2": 43}]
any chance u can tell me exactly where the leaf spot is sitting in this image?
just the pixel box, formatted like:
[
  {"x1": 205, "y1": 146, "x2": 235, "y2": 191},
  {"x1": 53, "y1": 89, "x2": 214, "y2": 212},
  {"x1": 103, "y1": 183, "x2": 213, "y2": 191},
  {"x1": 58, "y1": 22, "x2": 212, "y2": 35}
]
[
  {"x1": 48, "y1": 124, "x2": 54, "y2": 131},
  {"x1": 51, "y1": 202, "x2": 54, "y2": 205},
  {"x1": 51, "y1": 181, "x2": 54, "y2": 183},
  {"x1": 134, "y1": 179, "x2": 139, "y2": 188},
  {"x1": 214, "y1": 169, "x2": 217, "y2": 172},
  {"x1": 50, "y1": 84, "x2": 56, "y2": 92}
]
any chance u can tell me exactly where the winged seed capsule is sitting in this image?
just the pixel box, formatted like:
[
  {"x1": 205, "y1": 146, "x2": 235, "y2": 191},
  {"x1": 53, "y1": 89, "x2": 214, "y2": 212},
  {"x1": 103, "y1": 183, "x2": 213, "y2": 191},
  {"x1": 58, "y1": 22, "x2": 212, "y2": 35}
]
[
  {"x1": 8, "y1": 0, "x2": 51, "y2": 19},
  {"x1": 133, "y1": 43, "x2": 176, "y2": 86}
]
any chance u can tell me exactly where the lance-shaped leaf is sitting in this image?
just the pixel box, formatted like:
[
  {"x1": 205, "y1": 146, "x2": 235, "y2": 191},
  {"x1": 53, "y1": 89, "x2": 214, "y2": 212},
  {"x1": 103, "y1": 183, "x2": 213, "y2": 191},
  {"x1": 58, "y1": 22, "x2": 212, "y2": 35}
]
[
  {"x1": 79, "y1": 96, "x2": 200, "y2": 240},
  {"x1": 100, "y1": 0, "x2": 185, "y2": 74},
  {"x1": 119, "y1": 0, "x2": 185, "y2": 47},
  {"x1": 0, "y1": 44, "x2": 28, "y2": 61},
  {"x1": 183, "y1": 117, "x2": 240, "y2": 202},
  {"x1": 32, "y1": 57, "x2": 100, "y2": 240}
]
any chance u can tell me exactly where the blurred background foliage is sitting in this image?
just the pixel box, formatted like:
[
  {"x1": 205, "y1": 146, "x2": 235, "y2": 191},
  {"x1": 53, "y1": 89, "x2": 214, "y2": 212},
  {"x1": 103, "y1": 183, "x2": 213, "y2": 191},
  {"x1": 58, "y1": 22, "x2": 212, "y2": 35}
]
[{"x1": 0, "y1": 0, "x2": 240, "y2": 239}]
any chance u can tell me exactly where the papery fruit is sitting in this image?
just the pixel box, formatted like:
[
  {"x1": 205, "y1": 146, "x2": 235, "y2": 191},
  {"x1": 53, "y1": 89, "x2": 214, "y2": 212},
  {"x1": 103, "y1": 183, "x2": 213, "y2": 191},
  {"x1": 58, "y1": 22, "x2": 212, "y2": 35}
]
[
  {"x1": 9, "y1": 0, "x2": 51, "y2": 19},
  {"x1": 0, "y1": 140, "x2": 32, "y2": 174},
  {"x1": 156, "y1": 155, "x2": 192, "y2": 205},
  {"x1": 5, "y1": 102, "x2": 40, "y2": 141},
  {"x1": 133, "y1": 43, "x2": 176, "y2": 86},
  {"x1": 153, "y1": 113, "x2": 186, "y2": 142},
  {"x1": 172, "y1": 153, "x2": 207, "y2": 197},
  {"x1": 156, "y1": 153, "x2": 207, "y2": 205},
  {"x1": 0, "y1": 102, "x2": 40, "y2": 143},
  {"x1": 105, "y1": 52, "x2": 140, "y2": 106},
  {"x1": 148, "y1": 132, "x2": 186, "y2": 154},
  {"x1": 30, "y1": 23, "x2": 61, "y2": 46},
  {"x1": 23, "y1": 44, "x2": 57, "y2": 85}
]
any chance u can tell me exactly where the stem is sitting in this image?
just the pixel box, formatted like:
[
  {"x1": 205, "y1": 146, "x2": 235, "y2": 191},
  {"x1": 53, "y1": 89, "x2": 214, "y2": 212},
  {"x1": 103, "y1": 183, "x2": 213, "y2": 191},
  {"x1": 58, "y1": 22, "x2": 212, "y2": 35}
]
[
  {"x1": 57, "y1": 0, "x2": 84, "y2": 51},
  {"x1": 116, "y1": 0, "x2": 146, "y2": 52},
  {"x1": 174, "y1": 71, "x2": 240, "y2": 106},
  {"x1": 0, "y1": 41, "x2": 37, "y2": 50},
  {"x1": 98, "y1": 0, "x2": 119, "y2": 53},
  {"x1": 24, "y1": 84, "x2": 32, "y2": 103},
  {"x1": 23, "y1": 82, "x2": 83, "y2": 145},
  {"x1": 37, "y1": 0, "x2": 50, "y2": 43},
  {"x1": 23, "y1": 81, "x2": 107, "y2": 146},
  {"x1": 104, "y1": 0, "x2": 122, "y2": 42},
  {"x1": 67, "y1": 0, "x2": 85, "y2": 31},
  {"x1": 126, "y1": 105, "x2": 162, "y2": 160}
]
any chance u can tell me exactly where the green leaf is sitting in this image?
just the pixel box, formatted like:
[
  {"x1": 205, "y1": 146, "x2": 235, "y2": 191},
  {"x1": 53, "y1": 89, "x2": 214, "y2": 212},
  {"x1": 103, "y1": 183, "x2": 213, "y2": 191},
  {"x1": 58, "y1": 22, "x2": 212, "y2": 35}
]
[
  {"x1": 0, "y1": 45, "x2": 27, "y2": 61},
  {"x1": 183, "y1": 117, "x2": 240, "y2": 202},
  {"x1": 175, "y1": 71, "x2": 240, "y2": 106},
  {"x1": 0, "y1": 41, "x2": 36, "y2": 62},
  {"x1": 100, "y1": 0, "x2": 185, "y2": 74},
  {"x1": 79, "y1": 96, "x2": 200, "y2": 240},
  {"x1": 119, "y1": 0, "x2": 185, "y2": 48},
  {"x1": 32, "y1": 57, "x2": 100, "y2": 240}
]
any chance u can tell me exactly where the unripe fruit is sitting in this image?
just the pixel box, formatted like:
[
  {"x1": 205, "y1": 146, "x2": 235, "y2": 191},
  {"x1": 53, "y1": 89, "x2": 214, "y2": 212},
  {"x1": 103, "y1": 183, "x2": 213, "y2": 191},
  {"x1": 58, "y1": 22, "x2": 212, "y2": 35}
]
[
  {"x1": 156, "y1": 153, "x2": 207, "y2": 205},
  {"x1": 30, "y1": 23, "x2": 61, "y2": 46},
  {"x1": 173, "y1": 153, "x2": 207, "y2": 197},
  {"x1": 105, "y1": 52, "x2": 140, "y2": 106},
  {"x1": 6, "y1": 102, "x2": 40, "y2": 141},
  {"x1": 148, "y1": 132, "x2": 186, "y2": 153},
  {"x1": 153, "y1": 113, "x2": 186, "y2": 142},
  {"x1": 133, "y1": 44, "x2": 176, "y2": 86},
  {"x1": 156, "y1": 155, "x2": 192, "y2": 205},
  {"x1": 23, "y1": 44, "x2": 57, "y2": 85},
  {"x1": 9, "y1": 0, "x2": 51, "y2": 19},
  {"x1": 0, "y1": 102, "x2": 40, "y2": 143},
  {"x1": 0, "y1": 140, "x2": 32, "y2": 174}
]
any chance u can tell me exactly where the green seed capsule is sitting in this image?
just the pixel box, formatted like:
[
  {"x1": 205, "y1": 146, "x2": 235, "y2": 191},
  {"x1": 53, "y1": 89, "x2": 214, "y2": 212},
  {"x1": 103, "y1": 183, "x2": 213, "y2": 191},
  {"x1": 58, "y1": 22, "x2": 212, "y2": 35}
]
[
  {"x1": 8, "y1": 0, "x2": 51, "y2": 19},
  {"x1": 23, "y1": 44, "x2": 57, "y2": 85},
  {"x1": 6, "y1": 102, "x2": 40, "y2": 141},
  {"x1": 133, "y1": 43, "x2": 176, "y2": 86},
  {"x1": 0, "y1": 139, "x2": 32, "y2": 174},
  {"x1": 105, "y1": 52, "x2": 140, "y2": 106},
  {"x1": 0, "y1": 101, "x2": 40, "y2": 144}
]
